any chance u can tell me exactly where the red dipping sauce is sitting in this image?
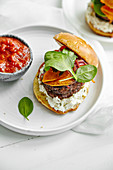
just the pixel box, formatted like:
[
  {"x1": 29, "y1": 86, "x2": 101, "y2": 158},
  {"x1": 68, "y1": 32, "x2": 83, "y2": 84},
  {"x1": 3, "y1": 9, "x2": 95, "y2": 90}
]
[{"x1": 0, "y1": 37, "x2": 31, "y2": 73}]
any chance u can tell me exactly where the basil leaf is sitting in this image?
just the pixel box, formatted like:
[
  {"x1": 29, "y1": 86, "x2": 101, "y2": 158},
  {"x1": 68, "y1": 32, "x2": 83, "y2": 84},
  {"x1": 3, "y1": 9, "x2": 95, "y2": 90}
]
[
  {"x1": 44, "y1": 51, "x2": 77, "y2": 80},
  {"x1": 44, "y1": 51, "x2": 57, "y2": 62},
  {"x1": 94, "y1": 4, "x2": 106, "y2": 17},
  {"x1": 18, "y1": 97, "x2": 33, "y2": 120},
  {"x1": 62, "y1": 48, "x2": 77, "y2": 67},
  {"x1": 76, "y1": 65, "x2": 97, "y2": 83},
  {"x1": 93, "y1": 0, "x2": 106, "y2": 17},
  {"x1": 45, "y1": 51, "x2": 73, "y2": 71}
]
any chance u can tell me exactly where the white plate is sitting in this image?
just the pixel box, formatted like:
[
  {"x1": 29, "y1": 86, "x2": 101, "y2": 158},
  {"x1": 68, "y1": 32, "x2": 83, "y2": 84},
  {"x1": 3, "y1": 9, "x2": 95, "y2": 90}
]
[
  {"x1": 0, "y1": 25, "x2": 104, "y2": 136},
  {"x1": 62, "y1": 0, "x2": 113, "y2": 43}
]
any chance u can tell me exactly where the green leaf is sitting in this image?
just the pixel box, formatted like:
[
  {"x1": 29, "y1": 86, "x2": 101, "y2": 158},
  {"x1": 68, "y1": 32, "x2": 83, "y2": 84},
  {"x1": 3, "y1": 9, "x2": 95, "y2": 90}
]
[
  {"x1": 94, "y1": 4, "x2": 106, "y2": 17},
  {"x1": 93, "y1": 0, "x2": 106, "y2": 17},
  {"x1": 44, "y1": 51, "x2": 56, "y2": 62},
  {"x1": 76, "y1": 65, "x2": 97, "y2": 83},
  {"x1": 45, "y1": 51, "x2": 73, "y2": 71},
  {"x1": 62, "y1": 48, "x2": 77, "y2": 67},
  {"x1": 18, "y1": 97, "x2": 33, "y2": 120},
  {"x1": 44, "y1": 51, "x2": 77, "y2": 80}
]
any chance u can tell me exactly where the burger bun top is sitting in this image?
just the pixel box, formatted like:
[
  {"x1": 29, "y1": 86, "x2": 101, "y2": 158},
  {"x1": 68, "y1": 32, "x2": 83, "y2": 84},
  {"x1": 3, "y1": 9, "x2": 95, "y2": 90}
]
[{"x1": 54, "y1": 32, "x2": 98, "y2": 67}]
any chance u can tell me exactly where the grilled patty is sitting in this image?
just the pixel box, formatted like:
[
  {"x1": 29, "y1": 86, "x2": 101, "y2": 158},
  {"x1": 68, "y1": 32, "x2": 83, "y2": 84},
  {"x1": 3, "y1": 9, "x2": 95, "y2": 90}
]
[{"x1": 43, "y1": 81, "x2": 84, "y2": 100}]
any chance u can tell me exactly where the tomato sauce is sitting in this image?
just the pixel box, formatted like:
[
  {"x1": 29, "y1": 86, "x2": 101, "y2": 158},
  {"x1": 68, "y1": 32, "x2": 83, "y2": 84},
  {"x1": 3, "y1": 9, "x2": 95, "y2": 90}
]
[{"x1": 0, "y1": 37, "x2": 31, "y2": 73}]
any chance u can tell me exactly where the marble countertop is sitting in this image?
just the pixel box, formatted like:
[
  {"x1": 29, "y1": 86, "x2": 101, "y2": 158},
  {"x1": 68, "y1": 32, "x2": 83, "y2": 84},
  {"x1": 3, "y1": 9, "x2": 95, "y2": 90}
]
[{"x1": 0, "y1": 0, "x2": 113, "y2": 170}]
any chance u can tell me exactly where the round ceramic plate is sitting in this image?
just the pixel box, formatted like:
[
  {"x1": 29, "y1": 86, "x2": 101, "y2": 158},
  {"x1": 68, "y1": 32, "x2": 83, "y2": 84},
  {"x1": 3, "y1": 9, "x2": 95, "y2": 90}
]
[
  {"x1": 0, "y1": 25, "x2": 104, "y2": 136},
  {"x1": 62, "y1": 0, "x2": 113, "y2": 42}
]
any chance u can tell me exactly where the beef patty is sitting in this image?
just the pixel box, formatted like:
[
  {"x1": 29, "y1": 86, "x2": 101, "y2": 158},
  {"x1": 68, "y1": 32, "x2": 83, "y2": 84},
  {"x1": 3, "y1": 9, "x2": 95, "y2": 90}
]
[{"x1": 43, "y1": 81, "x2": 84, "y2": 100}]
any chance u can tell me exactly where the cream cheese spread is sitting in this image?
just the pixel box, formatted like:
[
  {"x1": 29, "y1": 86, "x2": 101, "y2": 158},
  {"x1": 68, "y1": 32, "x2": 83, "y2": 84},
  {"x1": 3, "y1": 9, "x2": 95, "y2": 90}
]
[{"x1": 85, "y1": 2, "x2": 113, "y2": 33}]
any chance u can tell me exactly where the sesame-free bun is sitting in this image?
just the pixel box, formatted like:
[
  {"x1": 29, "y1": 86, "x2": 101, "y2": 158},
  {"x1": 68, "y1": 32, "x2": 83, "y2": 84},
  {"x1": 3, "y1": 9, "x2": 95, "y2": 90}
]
[
  {"x1": 54, "y1": 32, "x2": 98, "y2": 67},
  {"x1": 33, "y1": 65, "x2": 89, "y2": 115}
]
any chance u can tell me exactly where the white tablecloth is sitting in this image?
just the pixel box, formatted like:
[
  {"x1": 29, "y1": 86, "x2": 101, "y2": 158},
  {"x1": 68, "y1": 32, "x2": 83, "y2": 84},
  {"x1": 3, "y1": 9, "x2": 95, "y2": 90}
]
[{"x1": 0, "y1": 1, "x2": 113, "y2": 170}]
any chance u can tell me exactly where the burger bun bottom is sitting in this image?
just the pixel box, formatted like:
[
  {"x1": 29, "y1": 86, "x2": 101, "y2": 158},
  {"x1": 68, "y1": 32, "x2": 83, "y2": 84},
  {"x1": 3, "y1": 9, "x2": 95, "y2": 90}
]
[{"x1": 33, "y1": 71, "x2": 89, "y2": 115}]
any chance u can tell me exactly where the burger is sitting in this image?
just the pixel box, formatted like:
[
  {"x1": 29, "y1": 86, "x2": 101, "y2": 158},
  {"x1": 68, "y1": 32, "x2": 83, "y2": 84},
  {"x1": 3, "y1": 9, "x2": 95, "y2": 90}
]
[
  {"x1": 85, "y1": 0, "x2": 113, "y2": 37},
  {"x1": 33, "y1": 32, "x2": 98, "y2": 114}
]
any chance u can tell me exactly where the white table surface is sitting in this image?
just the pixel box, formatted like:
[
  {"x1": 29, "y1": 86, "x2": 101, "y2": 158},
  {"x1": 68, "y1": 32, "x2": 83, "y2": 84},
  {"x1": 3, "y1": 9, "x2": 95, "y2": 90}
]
[{"x1": 0, "y1": 0, "x2": 113, "y2": 170}]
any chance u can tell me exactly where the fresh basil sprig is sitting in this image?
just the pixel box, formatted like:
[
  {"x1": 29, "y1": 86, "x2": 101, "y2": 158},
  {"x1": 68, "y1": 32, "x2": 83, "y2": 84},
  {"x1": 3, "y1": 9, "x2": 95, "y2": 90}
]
[
  {"x1": 18, "y1": 97, "x2": 33, "y2": 120},
  {"x1": 93, "y1": 0, "x2": 106, "y2": 17},
  {"x1": 44, "y1": 51, "x2": 97, "y2": 83}
]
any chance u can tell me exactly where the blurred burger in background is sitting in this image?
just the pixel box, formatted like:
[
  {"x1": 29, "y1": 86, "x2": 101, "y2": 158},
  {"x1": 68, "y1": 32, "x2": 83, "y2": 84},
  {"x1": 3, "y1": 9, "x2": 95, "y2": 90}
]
[{"x1": 85, "y1": 0, "x2": 113, "y2": 37}]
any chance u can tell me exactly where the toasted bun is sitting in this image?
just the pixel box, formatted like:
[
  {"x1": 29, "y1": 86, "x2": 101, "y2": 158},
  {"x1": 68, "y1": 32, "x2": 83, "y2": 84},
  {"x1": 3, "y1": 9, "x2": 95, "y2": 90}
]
[
  {"x1": 85, "y1": 16, "x2": 113, "y2": 38},
  {"x1": 33, "y1": 67, "x2": 89, "y2": 115},
  {"x1": 54, "y1": 32, "x2": 98, "y2": 67}
]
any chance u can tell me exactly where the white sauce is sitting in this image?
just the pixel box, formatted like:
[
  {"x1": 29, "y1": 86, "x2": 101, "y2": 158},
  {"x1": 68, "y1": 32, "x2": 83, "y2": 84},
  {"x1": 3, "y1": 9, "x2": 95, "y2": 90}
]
[
  {"x1": 38, "y1": 65, "x2": 89, "y2": 112},
  {"x1": 85, "y1": 3, "x2": 113, "y2": 33}
]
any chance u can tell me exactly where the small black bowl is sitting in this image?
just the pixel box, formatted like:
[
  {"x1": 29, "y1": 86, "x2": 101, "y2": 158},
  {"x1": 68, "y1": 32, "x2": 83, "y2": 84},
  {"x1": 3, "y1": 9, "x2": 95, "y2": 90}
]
[{"x1": 0, "y1": 34, "x2": 33, "y2": 82}]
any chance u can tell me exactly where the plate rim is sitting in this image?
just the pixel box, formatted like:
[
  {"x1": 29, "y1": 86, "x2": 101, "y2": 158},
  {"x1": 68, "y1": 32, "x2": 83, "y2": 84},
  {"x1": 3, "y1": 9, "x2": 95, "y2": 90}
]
[{"x1": 0, "y1": 25, "x2": 105, "y2": 136}]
